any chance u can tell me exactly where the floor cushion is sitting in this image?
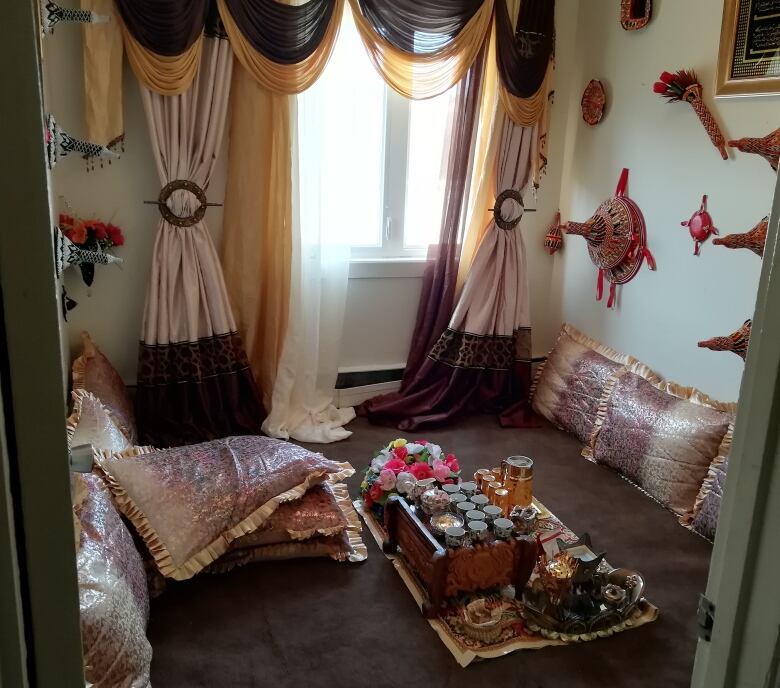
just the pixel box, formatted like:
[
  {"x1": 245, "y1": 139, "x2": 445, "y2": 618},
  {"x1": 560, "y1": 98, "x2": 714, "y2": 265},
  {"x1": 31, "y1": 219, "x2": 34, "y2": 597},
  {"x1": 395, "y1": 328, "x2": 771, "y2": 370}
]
[
  {"x1": 589, "y1": 369, "x2": 735, "y2": 517},
  {"x1": 531, "y1": 323, "x2": 658, "y2": 443},
  {"x1": 67, "y1": 389, "x2": 131, "y2": 454},
  {"x1": 689, "y1": 426, "x2": 732, "y2": 540},
  {"x1": 94, "y1": 436, "x2": 354, "y2": 580}
]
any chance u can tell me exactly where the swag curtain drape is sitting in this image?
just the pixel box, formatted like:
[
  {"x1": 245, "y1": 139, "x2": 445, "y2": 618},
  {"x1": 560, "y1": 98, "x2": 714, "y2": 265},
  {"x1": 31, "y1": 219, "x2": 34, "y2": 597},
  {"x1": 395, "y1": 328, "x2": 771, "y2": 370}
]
[
  {"x1": 363, "y1": 116, "x2": 536, "y2": 430},
  {"x1": 135, "y1": 32, "x2": 265, "y2": 446}
]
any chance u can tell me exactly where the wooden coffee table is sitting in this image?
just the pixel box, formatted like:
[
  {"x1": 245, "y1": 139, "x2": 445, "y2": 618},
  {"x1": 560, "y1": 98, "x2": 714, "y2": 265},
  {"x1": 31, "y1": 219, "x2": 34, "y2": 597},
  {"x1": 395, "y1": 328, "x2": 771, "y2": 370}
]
[{"x1": 382, "y1": 495, "x2": 537, "y2": 619}]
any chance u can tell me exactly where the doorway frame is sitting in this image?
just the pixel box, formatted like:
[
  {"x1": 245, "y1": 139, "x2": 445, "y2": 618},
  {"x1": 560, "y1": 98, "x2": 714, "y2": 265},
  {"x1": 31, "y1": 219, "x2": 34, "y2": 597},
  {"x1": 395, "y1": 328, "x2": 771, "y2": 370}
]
[{"x1": 0, "y1": 1, "x2": 85, "y2": 686}]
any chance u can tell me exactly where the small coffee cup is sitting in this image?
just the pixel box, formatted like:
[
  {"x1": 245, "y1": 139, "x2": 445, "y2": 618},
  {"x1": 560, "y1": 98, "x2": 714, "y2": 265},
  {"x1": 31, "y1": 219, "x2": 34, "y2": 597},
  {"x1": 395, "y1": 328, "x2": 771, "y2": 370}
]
[
  {"x1": 482, "y1": 504, "x2": 503, "y2": 524},
  {"x1": 467, "y1": 520, "x2": 488, "y2": 543},
  {"x1": 449, "y1": 493, "x2": 466, "y2": 512},
  {"x1": 445, "y1": 526, "x2": 466, "y2": 548},
  {"x1": 460, "y1": 481, "x2": 477, "y2": 498},
  {"x1": 455, "y1": 500, "x2": 476, "y2": 518},
  {"x1": 493, "y1": 517, "x2": 514, "y2": 540},
  {"x1": 470, "y1": 494, "x2": 490, "y2": 508},
  {"x1": 466, "y1": 509, "x2": 485, "y2": 522},
  {"x1": 442, "y1": 483, "x2": 461, "y2": 495}
]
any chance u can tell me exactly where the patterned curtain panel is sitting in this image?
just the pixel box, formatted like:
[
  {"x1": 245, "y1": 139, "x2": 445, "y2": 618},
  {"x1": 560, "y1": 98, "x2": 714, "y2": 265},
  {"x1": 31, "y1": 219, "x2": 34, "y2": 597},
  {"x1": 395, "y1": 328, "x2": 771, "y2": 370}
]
[
  {"x1": 363, "y1": 117, "x2": 536, "y2": 431},
  {"x1": 135, "y1": 31, "x2": 265, "y2": 447}
]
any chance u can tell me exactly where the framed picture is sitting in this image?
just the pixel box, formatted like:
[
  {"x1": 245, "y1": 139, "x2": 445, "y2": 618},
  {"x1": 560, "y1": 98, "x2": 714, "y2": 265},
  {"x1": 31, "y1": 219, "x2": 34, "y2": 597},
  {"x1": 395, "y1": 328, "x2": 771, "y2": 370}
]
[{"x1": 716, "y1": 0, "x2": 780, "y2": 97}]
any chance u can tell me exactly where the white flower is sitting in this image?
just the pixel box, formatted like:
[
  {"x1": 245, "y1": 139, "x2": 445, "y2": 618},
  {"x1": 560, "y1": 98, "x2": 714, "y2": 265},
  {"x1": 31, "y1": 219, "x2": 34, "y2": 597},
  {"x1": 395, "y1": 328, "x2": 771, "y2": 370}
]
[
  {"x1": 370, "y1": 452, "x2": 391, "y2": 473},
  {"x1": 427, "y1": 443, "x2": 443, "y2": 461},
  {"x1": 396, "y1": 471, "x2": 416, "y2": 495},
  {"x1": 404, "y1": 443, "x2": 424, "y2": 455}
]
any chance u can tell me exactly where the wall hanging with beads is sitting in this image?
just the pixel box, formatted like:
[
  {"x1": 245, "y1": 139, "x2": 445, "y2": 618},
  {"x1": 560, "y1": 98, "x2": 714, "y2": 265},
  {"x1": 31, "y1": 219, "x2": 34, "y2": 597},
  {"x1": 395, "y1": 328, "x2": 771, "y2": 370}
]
[
  {"x1": 620, "y1": 0, "x2": 652, "y2": 31},
  {"x1": 565, "y1": 168, "x2": 656, "y2": 308},
  {"x1": 728, "y1": 127, "x2": 780, "y2": 172},
  {"x1": 45, "y1": 114, "x2": 117, "y2": 170},
  {"x1": 652, "y1": 70, "x2": 728, "y2": 160},
  {"x1": 581, "y1": 80, "x2": 607, "y2": 127},
  {"x1": 543, "y1": 212, "x2": 565, "y2": 255},
  {"x1": 698, "y1": 320, "x2": 752, "y2": 361},
  {"x1": 714, "y1": 216, "x2": 769, "y2": 257},
  {"x1": 40, "y1": 1, "x2": 108, "y2": 34},
  {"x1": 680, "y1": 195, "x2": 718, "y2": 256},
  {"x1": 55, "y1": 212, "x2": 124, "y2": 288}
]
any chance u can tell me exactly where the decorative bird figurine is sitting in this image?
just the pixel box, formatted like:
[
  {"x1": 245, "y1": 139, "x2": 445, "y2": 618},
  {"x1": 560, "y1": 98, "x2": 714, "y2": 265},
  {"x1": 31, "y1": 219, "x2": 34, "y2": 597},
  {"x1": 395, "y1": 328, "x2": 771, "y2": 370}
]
[
  {"x1": 713, "y1": 216, "x2": 768, "y2": 257},
  {"x1": 543, "y1": 211, "x2": 565, "y2": 255},
  {"x1": 698, "y1": 320, "x2": 752, "y2": 361},
  {"x1": 681, "y1": 195, "x2": 718, "y2": 256},
  {"x1": 728, "y1": 128, "x2": 780, "y2": 172}
]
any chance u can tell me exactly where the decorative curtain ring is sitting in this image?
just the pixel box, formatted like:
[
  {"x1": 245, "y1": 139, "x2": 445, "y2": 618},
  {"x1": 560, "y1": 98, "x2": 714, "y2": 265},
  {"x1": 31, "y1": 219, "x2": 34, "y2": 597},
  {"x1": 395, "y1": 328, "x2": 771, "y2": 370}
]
[
  {"x1": 491, "y1": 189, "x2": 524, "y2": 230},
  {"x1": 157, "y1": 179, "x2": 209, "y2": 227}
]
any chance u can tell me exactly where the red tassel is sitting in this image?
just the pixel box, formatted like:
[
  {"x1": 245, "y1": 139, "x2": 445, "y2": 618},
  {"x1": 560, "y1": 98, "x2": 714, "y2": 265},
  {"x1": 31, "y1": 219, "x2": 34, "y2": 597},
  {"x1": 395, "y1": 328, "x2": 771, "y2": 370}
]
[
  {"x1": 607, "y1": 283, "x2": 617, "y2": 308},
  {"x1": 615, "y1": 168, "x2": 629, "y2": 196},
  {"x1": 597, "y1": 269, "x2": 605, "y2": 301}
]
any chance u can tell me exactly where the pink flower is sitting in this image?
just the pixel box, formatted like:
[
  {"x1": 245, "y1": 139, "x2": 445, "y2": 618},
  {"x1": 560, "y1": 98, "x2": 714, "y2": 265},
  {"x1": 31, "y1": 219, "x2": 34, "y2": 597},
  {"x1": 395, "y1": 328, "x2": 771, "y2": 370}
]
[
  {"x1": 416, "y1": 440, "x2": 429, "y2": 445},
  {"x1": 384, "y1": 458, "x2": 407, "y2": 475},
  {"x1": 379, "y1": 469, "x2": 396, "y2": 491},
  {"x1": 393, "y1": 445, "x2": 409, "y2": 462},
  {"x1": 444, "y1": 454, "x2": 460, "y2": 473},
  {"x1": 368, "y1": 482, "x2": 384, "y2": 501},
  {"x1": 432, "y1": 460, "x2": 451, "y2": 482},
  {"x1": 408, "y1": 462, "x2": 433, "y2": 481}
]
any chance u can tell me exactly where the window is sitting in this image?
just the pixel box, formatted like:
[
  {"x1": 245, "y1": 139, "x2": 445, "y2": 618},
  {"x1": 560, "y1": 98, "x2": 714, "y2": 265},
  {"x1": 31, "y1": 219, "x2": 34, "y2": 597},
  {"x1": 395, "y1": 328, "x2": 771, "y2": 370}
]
[{"x1": 306, "y1": 9, "x2": 457, "y2": 260}]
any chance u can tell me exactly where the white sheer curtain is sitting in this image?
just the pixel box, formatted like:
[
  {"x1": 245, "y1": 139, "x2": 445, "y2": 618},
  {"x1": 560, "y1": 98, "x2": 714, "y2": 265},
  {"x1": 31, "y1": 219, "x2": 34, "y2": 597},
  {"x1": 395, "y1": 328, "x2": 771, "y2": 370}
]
[{"x1": 261, "y1": 16, "x2": 374, "y2": 443}]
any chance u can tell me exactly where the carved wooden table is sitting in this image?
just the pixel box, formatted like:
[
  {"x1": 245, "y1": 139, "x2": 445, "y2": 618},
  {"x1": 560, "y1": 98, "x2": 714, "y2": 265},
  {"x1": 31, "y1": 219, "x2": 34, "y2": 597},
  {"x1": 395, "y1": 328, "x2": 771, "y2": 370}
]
[{"x1": 382, "y1": 495, "x2": 537, "y2": 619}]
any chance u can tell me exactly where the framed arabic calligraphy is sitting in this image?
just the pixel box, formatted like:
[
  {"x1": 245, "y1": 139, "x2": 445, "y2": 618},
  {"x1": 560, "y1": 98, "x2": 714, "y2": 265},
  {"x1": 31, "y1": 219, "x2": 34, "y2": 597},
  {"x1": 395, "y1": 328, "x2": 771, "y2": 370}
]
[{"x1": 717, "y1": 0, "x2": 780, "y2": 96}]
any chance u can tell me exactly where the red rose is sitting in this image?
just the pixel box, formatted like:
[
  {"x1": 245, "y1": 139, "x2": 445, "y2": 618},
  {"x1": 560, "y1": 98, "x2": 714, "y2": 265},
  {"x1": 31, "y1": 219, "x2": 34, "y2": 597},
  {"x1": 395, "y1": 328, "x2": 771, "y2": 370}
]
[
  {"x1": 408, "y1": 462, "x2": 433, "y2": 480},
  {"x1": 652, "y1": 82, "x2": 668, "y2": 94},
  {"x1": 93, "y1": 222, "x2": 108, "y2": 240},
  {"x1": 445, "y1": 454, "x2": 459, "y2": 473},
  {"x1": 393, "y1": 445, "x2": 408, "y2": 461},
  {"x1": 368, "y1": 482, "x2": 384, "y2": 501},
  {"x1": 659, "y1": 71, "x2": 674, "y2": 85},
  {"x1": 384, "y1": 458, "x2": 407, "y2": 475},
  {"x1": 364, "y1": 493, "x2": 374, "y2": 508},
  {"x1": 59, "y1": 213, "x2": 74, "y2": 227},
  {"x1": 416, "y1": 440, "x2": 428, "y2": 445},
  {"x1": 107, "y1": 224, "x2": 124, "y2": 246}
]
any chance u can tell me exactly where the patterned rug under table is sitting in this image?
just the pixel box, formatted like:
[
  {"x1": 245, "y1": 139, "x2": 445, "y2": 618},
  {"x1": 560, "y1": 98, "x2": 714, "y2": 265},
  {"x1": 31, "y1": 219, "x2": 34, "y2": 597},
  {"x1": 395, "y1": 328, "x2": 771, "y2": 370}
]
[{"x1": 355, "y1": 499, "x2": 658, "y2": 667}]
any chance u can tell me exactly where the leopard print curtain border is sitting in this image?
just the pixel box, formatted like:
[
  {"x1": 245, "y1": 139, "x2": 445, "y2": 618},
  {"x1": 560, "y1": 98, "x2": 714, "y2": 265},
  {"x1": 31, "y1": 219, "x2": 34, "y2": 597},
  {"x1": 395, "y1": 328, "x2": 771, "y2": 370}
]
[
  {"x1": 428, "y1": 327, "x2": 532, "y2": 370},
  {"x1": 137, "y1": 331, "x2": 253, "y2": 386}
]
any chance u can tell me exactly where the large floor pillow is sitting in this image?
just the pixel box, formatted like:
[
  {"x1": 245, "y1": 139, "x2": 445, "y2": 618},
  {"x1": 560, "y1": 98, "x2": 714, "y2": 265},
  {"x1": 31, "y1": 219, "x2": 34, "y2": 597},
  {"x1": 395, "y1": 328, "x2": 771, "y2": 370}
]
[
  {"x1": 207, "y1": 483, "x2": 367, "y2": 572},
  {"x1": 689, "y1": 426, "x2": 732, "y2": 540},
  {"x1": 72, "y1": 331, "x2": 137, "y2": 444},
  {"x1": 531, "y1": 324, "x2": 659, "y2": 443},
  {"x1": 589, "y1": 369, "x2": 735, "y2": 517},
  {"x1": 67, "y1": 389, "x2": 132, "y2": 454},
  {"x1": 75, "y1": 473, "x2": 151, "y2": 688},
  {"x1": 94, "y1": 436, "x2": 354, "y2": 580}
]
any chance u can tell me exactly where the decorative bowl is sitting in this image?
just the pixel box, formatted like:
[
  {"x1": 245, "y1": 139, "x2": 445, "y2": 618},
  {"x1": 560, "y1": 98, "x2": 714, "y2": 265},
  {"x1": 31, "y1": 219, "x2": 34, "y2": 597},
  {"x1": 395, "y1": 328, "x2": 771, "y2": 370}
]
[
  {"x1": 421, "y1": 488, "x2": 449, "y2": 515},
  {"x1": 429, "y1": 512, "x2": 464, "y2": 536},
  {"x1": 459, "y1": 599, "x2": 504, "y2": 643}
]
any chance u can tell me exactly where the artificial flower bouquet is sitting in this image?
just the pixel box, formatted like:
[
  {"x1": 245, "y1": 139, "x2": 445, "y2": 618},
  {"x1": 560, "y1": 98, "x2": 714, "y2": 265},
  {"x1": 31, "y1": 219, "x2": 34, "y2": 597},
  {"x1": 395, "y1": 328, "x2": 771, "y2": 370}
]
[
  {"x1": 58, "y1": 213, "x2": 125, "y2": 286},
  {"x1": 360, "y1": 438, "x2": 461, "y2": 518}
]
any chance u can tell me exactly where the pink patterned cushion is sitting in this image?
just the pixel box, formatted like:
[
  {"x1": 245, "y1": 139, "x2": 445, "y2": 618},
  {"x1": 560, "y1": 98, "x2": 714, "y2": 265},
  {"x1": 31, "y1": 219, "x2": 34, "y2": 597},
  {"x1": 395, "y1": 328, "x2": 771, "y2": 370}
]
[
  {"x1": 95, "y1": 436, "x2": 354, "y2": 580},
  {"x1": 532, "y1": 325, "x2": 646, "y2": 443},
  {"x1": 76, "y1": 473, "x2": 151, "y2": 688},
  {"x1": 590, "y1": 371, "x2": 733, "y2": 516},
  {"x1": 689, "y1": 428, "x2": 732, "y2": 540},
  {"x1": 72, "y1": 332, "x2": 137, "y2": 444}
]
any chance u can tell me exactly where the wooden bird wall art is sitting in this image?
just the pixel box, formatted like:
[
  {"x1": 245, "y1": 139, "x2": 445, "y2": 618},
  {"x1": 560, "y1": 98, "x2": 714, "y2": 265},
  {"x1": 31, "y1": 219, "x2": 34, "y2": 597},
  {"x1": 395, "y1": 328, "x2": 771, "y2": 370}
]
[
  {"x1": 728, "y1": 128, "x2": 780, "y2": 172},
  {"x1": 698, "y1": 320, "x2": 752, "y2": 361}
]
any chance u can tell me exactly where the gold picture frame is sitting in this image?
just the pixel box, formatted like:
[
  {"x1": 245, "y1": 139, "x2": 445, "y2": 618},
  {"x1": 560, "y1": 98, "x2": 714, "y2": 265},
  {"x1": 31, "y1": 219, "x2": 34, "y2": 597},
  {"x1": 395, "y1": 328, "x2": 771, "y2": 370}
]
[{"x1": 716, "y1": 0, "x2": 780, "y2": 97}]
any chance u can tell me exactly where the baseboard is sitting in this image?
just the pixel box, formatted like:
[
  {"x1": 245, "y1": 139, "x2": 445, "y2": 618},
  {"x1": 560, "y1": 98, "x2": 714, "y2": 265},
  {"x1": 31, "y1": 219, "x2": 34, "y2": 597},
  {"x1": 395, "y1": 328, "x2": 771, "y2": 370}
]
[{"x1": 336, "y1": 380, "x2": 401, "y2": 408}]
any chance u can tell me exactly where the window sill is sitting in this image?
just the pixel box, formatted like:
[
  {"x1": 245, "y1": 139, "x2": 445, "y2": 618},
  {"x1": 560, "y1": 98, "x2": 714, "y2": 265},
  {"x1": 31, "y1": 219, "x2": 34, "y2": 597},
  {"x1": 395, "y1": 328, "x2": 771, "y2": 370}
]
[{"x1": 348, "y1": 257, "x2": 428, "y2": 279}]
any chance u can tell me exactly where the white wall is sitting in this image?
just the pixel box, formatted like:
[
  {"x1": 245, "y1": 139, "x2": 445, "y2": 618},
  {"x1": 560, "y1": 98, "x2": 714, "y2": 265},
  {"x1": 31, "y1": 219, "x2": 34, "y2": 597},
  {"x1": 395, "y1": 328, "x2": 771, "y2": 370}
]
[
  {"x1": 554, "y1": 0, "x2": 777, "y2": 402},
  {"x1": 42, "y1": 7, "x2": 581, "y2": 385}
]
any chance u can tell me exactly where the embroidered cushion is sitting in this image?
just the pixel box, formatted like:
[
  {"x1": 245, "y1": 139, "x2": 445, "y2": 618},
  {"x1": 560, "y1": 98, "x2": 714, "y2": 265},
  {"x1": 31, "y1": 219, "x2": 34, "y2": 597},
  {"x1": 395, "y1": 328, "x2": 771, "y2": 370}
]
[
  {"x1": 67, "y1": 389, "x2": 131, "y2": 454},
  {"x1": 531, "y1": 324, "x2": 658, "y2": 443},
  {"x1": 94, "y1": 436, "x2": 354, "y2": 580},
  {"x1": 590, "y1": 370, "x2": 735, "y2": 517},
  {"x1": 209, "y1": 483, "x2": 367, "y2": 571},
  {"x1": 75, "y1": 473, "x2": 151, "y2": 688},
  {"x1": 72, "y1": 331, "x2": 137, "y2": 444},
  {"x1": 689, "y1": 427, "x2": 732, "y2": 540}
]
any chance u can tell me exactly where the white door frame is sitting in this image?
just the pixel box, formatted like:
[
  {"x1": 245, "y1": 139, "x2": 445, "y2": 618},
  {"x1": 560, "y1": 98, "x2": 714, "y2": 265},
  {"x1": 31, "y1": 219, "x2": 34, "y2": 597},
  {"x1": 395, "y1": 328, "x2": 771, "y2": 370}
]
[
  {"x1": 0, "y1": 1, "x2": 85, "y2": 686},
  {"x1": 692, "y1": 173, "x2": 780, "y2": 687}
]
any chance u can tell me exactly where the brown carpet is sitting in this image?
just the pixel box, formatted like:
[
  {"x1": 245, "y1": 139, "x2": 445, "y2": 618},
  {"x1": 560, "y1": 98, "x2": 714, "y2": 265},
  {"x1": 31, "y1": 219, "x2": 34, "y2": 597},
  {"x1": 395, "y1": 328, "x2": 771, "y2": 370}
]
[{"x1": 147, "y1": 415, "x2": 712, "y2": 688}]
